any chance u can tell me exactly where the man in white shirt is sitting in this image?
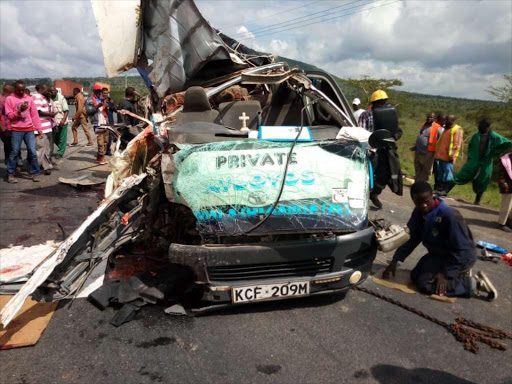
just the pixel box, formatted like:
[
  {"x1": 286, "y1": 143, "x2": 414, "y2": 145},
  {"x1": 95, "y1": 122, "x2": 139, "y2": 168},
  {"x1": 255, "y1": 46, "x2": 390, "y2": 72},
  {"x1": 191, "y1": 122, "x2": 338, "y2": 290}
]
[{"x1": 352, "y1": 98, "x2": 364, "y2": 122}]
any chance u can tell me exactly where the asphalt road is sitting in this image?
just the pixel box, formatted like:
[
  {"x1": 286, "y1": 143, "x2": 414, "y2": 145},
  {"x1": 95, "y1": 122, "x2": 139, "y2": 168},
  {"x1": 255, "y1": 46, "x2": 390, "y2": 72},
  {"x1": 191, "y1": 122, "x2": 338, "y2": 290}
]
[{"x1": 0, "y1": 130, "x2": 511, "y2": 384}]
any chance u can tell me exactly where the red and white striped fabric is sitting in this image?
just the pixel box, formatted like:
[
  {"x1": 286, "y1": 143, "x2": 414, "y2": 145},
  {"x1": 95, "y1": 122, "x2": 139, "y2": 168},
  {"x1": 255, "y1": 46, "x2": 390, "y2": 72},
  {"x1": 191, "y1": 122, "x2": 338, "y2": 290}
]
[{"x1": 32, "y1": 92, "x2": 53, "y2": 134}]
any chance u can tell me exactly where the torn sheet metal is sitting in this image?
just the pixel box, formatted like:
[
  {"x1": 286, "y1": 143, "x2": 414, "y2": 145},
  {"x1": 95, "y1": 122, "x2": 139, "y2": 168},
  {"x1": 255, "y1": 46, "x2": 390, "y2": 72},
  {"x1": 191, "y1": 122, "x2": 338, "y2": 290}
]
[
  {"x1": 172, "y1": 140, "x2": 370, "y2": 235},
  {"x1": 0, "y1": 241, "x2": 61, "y2": 287},
  {"x1": 0, "y1": 174, "x2": 147, "y2": 327},
  {"x1": 141, "y1": 0, "x2": 234, "y2": 97},
  {"x1": 91, "y1": 0, "x2": 142, "y2": 77}
]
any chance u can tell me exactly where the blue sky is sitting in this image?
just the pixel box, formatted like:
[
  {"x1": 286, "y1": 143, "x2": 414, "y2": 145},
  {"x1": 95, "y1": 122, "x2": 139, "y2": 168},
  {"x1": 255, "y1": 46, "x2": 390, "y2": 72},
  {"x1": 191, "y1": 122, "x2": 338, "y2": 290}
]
[{"x1": 1, "y1": 0, "x2": 511, "y2": 100}]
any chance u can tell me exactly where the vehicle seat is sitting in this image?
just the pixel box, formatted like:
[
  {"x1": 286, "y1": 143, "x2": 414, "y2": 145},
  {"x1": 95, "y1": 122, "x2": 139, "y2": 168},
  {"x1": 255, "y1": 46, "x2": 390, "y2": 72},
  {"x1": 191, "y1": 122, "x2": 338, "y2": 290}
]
[
  {"x1": 217, "y1": 101, "x2": 261, "y2": 130},
  {"x1": 175, "y1": 86, "x2": 219, "y2": 124},
  {"x1": 261, "y1": 83, "x2": 303, "y2": 126}
]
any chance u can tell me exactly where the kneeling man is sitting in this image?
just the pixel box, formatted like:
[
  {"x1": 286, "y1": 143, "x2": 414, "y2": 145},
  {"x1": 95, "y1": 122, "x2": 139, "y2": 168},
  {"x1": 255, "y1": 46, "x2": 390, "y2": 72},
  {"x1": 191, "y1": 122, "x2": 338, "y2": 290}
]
[{"x1": 383, "y1": 181, "x2": 497, "y2": 300}]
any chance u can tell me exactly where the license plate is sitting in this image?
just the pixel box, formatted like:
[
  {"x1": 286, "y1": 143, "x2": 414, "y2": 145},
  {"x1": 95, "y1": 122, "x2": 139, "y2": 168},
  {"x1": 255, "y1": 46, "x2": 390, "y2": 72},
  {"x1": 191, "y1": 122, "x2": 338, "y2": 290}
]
[{"x1": 232, "y1": 282, "x2": 310, "y2": 304}]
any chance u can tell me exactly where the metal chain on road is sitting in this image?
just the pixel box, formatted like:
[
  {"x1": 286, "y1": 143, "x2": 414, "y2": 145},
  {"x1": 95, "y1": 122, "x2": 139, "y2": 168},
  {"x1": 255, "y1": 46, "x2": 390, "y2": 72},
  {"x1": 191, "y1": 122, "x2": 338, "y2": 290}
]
[{"x1": 354, "y1": 286, "x2": 510, "y2": 354}]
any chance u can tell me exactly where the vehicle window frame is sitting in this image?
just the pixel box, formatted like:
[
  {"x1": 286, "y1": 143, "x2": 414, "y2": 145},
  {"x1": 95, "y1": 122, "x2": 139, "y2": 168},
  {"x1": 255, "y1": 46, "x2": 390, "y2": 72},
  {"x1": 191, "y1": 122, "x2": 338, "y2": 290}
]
[{"x1": 306, "y1": 71, "x2": 357, "y2": 126}]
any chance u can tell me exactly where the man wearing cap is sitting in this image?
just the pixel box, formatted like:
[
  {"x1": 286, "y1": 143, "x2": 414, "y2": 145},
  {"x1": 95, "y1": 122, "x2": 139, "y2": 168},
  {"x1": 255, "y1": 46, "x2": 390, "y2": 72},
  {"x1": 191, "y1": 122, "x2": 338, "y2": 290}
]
[
  {"x1": 352, "y1": 98, "x2": 364, "y2": 122},
  {"x1": 412, "y1": 112, "x2": 444, "y2": 182},
  {"x1": 358, "y1": 90, "x2": 403, "y2": 209}
]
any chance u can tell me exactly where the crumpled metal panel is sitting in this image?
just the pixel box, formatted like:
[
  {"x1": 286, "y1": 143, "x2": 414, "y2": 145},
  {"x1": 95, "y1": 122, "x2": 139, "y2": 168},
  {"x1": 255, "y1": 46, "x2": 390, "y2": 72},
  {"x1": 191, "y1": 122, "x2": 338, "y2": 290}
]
[
  {"x1": 172, "y1": 140, "x2": 370, "y2": 236},
  {"x1": 142, "y1": 0, "x2": 232, "y2": 97}
]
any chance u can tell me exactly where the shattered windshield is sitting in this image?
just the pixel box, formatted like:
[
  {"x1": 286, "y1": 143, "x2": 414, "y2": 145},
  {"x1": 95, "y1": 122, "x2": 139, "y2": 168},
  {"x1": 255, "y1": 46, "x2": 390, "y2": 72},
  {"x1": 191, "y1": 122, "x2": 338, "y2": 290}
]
[{"x1": 172, "y1": 140, "x2": 369, "y2": 235}]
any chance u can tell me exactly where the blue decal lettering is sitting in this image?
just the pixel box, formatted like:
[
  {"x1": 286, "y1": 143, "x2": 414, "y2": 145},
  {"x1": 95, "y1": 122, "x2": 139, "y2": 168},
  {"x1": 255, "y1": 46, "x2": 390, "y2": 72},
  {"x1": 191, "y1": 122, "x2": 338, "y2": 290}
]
[
  {"x1": 228, "y1": 208, "x2": 238, "y2": 217},
  {"x1": 246, "y1": 207, "x2": 258, "y2": 216},
  {"x1": 328, "y1": 204, "x2": 344, "y2": 215}
]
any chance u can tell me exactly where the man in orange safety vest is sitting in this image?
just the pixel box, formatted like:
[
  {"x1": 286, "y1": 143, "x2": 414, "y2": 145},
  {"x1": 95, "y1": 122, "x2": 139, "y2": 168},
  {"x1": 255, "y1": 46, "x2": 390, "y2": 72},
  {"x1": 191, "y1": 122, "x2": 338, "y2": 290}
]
[
  {"x1": 412, "y1": 112, "x2": 444, "y2": 182},
  {"x1": 434, "y1": 114, "x2": 463, "y2": 196}
]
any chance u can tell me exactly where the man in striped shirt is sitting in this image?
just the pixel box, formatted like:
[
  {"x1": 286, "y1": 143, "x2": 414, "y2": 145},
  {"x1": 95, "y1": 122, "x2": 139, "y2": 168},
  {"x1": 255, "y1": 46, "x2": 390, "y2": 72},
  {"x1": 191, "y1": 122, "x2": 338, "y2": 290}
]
[{"x1": 33, "y1": 84, "x2": 54, "y2": 174}]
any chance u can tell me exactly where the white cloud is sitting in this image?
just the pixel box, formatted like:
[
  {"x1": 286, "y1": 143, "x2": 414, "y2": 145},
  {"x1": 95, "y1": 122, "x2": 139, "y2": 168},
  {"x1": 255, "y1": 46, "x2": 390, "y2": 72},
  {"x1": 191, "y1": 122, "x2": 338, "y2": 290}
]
[
  {"x1": 0, "y1": 0, "x2": 103, "y2": 78},
  {"x1": 235, "y1": 26, "x2": 254, "y2": 40}
]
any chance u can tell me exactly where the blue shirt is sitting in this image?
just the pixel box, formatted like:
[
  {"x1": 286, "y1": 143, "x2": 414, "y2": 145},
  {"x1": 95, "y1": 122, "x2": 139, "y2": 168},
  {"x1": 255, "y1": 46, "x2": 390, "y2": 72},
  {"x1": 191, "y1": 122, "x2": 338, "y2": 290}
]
[{"x1": 393, "y1": 199, "x2": 476, "y2": 277}]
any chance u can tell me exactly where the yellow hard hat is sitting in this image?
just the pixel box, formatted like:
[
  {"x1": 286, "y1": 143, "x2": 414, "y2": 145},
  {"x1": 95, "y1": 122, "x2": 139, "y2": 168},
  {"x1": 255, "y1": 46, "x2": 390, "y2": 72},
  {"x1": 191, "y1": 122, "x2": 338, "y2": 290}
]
[{"x1": 370, "y1": 89, "x2": 388, "y2": 103}]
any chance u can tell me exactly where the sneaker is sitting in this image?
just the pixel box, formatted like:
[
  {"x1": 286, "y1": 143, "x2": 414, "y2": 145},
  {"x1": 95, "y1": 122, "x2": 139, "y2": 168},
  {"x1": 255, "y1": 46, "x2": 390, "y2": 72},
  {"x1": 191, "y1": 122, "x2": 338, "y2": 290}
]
[
  {"x1": 7, "y1": 174, "x2": 17, "y2": 184},
  {"x1": 44, "y1": 169, "x2": 52, "y2": 175},
  {"x1": 97, "y1": 156, "x2": 107, "y2": 165},
  {"x1": 32, "y1": 174, "x2": 41, "y2": 182},
  {"x1": 370, "y1": 193, "x2": 383, "y2": 209},
  {"x1": 474, "y1": 271, "x2": 498, "y2": 300}
]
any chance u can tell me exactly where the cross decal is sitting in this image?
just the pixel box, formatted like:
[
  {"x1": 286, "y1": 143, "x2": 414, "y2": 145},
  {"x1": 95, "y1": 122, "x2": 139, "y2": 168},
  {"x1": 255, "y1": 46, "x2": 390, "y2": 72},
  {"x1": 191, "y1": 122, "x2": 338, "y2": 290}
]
[{"x1": 239, "y1": 112, "x2": 250, "y2": 131}]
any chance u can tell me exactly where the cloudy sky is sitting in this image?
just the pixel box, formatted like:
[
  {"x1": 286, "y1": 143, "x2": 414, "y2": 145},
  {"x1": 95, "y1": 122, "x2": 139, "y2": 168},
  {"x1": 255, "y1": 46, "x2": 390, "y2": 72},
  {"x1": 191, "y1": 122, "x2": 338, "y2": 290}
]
[{"x1": 0, "y1": 0, "x2": 510, "y2": 100}]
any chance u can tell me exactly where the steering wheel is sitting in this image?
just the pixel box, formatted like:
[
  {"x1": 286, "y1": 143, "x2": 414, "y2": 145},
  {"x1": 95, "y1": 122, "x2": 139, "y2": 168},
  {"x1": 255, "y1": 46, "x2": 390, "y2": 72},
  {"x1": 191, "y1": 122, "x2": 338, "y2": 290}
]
[{"x1": 315, "y1": 102, "x2": 332, "y2": 122}]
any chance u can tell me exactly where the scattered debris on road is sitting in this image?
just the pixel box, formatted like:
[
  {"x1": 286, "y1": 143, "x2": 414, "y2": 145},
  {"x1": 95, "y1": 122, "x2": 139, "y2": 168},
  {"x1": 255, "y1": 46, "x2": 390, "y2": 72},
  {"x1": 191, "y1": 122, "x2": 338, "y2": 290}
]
[
  {"x1": 477, "y1": 241, "x2": 512, "y2": 266},
  {"x1": 0, "y1": 241, "x2": 61, "y2": 295},
  {"x1": 0, "y1": 296, "x2": 58, "y2": 350}
]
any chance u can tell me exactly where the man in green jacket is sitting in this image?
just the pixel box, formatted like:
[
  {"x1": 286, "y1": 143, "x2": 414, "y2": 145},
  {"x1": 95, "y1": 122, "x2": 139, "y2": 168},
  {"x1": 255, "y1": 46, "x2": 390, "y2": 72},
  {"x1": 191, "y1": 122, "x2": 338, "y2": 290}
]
[{"x1": 454, "y1": 118, "x2": 512, "y2": 205}]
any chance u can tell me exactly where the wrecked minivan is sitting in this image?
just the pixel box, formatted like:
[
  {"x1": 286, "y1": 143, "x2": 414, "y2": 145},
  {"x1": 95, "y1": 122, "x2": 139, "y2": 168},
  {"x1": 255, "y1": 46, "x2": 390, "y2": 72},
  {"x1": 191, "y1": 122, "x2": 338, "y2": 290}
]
[
  {"x1": 162, "y1": 68, "x2": 376, "y2": 306},
  {"x1": 1, "y1": 0, "x2": 383, "y2": 325}
]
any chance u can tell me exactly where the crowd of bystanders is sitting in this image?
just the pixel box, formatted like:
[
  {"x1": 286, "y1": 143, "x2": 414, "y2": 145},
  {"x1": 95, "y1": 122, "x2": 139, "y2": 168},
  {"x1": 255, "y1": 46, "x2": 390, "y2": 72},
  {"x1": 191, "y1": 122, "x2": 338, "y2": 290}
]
[{"x1": 0, "y1": 81, "x2": 141, "y2": 183}]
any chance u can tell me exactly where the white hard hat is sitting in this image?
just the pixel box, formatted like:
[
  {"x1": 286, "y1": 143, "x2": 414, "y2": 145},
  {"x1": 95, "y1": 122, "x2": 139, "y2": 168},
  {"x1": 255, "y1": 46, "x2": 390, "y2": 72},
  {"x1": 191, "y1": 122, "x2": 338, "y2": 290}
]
[{"x1": 353, "y1": 98, "x2": 361, "y2": 105}]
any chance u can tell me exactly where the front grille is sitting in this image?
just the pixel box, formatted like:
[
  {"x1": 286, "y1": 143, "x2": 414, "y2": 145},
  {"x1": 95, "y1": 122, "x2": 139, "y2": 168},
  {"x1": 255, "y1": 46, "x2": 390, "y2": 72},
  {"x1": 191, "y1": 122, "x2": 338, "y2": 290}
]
[{"x1": 207, "y1": 258, "x2": 333, "y2": 281}]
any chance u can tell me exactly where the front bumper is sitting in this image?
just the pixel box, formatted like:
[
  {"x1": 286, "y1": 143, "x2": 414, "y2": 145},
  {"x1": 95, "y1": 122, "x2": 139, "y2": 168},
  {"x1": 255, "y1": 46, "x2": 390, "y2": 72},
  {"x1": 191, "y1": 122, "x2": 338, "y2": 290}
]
[{"x1": 169, "y1": 227, "x2": 376, "y2": 304}]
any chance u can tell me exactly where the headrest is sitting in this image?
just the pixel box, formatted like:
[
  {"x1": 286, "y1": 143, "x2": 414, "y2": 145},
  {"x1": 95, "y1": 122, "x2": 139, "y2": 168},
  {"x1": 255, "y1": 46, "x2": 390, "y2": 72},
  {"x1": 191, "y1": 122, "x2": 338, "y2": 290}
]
[{"x1": 183, "y1": 86, "x2": 211, "y2": 113}]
